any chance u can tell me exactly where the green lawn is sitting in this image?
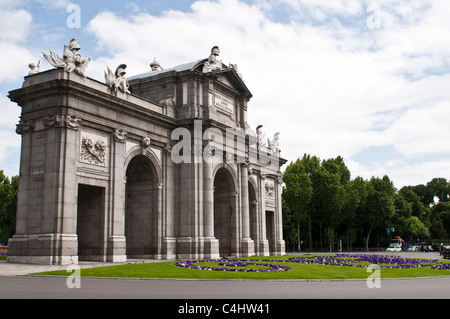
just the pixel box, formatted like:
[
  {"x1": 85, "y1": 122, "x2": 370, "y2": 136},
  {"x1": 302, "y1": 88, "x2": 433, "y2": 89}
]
[
  {"x1": 0, "y1": 249, "x2": 7, "y2": 261},
  {"x1": 33, "y1": 254, "x2": 450, "y2": 280}
]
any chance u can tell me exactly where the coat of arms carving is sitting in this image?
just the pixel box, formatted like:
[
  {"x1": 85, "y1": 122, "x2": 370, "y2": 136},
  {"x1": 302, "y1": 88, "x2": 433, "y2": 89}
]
[{"x1": 80, "y1": 134, "x2": 107, "y2": 166}]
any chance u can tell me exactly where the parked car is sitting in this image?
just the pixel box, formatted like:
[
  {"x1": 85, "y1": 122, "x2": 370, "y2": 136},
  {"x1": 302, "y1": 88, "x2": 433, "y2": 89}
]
[
  {"x1": 386, "y1": 238, "x2": 403, "y2": 252},
  {"x1": 439, "y1": 245, "x2": 450, "y2": 259},
  {"x1": 444, "y1": 250, "x2": 450, "y2": 259}
]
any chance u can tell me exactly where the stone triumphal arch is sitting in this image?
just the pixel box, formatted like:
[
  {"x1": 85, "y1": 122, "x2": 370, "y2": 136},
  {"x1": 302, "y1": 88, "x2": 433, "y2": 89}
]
[{"x1": 7, "y1": 41, "x2": 286, "y2": 264}]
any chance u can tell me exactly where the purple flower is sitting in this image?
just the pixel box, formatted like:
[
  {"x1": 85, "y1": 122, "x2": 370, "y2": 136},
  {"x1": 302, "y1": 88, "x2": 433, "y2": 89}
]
[
  {"x1": 174, "y1": 259, "x2": 291, "y2": 272},
  {"x1": 174, "y1": 254, "x2": 450, "y2": 273}
]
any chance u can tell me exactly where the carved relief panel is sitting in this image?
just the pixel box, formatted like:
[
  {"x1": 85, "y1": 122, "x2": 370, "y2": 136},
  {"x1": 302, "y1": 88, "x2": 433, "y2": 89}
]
[
  {"x1": 80, "y1": 132, "x2": 108, "y2": 167},
  {"x1": 265, "y1": 179, "x2": 275, "y2": 200}
]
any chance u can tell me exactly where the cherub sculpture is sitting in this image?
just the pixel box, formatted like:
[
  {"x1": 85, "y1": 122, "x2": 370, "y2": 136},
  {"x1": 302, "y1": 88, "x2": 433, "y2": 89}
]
[
  {"x1": 42, "y1": 38, "x2": 91, "y2": 77},
  {"x1": 28, "y1": 60, "x2": 41, "y2": 75},
  {"x1": 105, "y1": 64, "x2": 131, "y2": 94}
]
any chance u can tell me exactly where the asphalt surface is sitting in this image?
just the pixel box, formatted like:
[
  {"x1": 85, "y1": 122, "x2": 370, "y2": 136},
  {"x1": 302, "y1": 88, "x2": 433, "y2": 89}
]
[
  {"x1": 0, "y1": 251, "x2": 449, "y2": 300},
  {"x1": 1, "y1": 274, "x2": 450, "y2": 299}
]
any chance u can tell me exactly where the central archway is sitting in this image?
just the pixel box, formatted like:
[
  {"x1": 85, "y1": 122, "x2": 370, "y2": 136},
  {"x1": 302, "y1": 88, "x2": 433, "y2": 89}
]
[
  {"x1": 125, "y1": 155, "x2": 158, "y2": 258},
  {"x1": 213, "y1": 167, "x2": 237, "y2": 257}
]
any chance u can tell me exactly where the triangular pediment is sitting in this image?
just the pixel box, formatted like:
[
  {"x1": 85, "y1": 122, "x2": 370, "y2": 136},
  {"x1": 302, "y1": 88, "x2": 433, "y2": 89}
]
[
  {"x1": 215, "y1": 69, "x2": 252, "y2": 97},
  {"x1": 189, "y1": 59, "x2": 252, "y2": 97}
]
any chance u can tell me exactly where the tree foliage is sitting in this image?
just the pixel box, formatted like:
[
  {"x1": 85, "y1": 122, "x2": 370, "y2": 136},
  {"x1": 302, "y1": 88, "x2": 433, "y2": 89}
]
[
  {"x1": 0, "y1": 170, "x2": 18, "y2": 245},
  {"x1": 282, "y1": 155, "x2": 450, "y2": 251}
]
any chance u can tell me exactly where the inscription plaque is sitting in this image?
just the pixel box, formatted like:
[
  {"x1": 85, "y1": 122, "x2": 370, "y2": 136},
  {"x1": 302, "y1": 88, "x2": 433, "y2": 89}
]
[{"x1": 215, "y1": 91, "x2": 234, "y2": 114}]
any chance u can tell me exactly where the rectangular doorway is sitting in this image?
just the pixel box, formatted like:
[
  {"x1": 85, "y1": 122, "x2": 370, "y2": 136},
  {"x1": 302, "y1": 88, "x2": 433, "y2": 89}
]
[
  {"x1": 265, "y1": 211, "x2": 275, "y2": 254},
  {"x1": 77, "y1": 184, "x2": 105, "y2": 261}
]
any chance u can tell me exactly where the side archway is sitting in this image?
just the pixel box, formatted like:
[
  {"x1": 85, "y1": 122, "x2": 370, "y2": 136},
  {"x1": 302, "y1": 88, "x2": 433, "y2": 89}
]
[
  {"x1": 213, "y1": 166, "x2": 238, "y2": 257},
  {"x1": 124, "y1": 150, "x2": 162, "y2": 258}
]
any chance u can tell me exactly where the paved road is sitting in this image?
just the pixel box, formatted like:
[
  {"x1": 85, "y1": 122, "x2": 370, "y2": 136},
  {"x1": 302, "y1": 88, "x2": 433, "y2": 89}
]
[
  {"x1": 1, "y1": 252, "x2": 449, "y2": 300},
  {"x1": 1, "y1": 275, "x2": 450, "y2": 299}
]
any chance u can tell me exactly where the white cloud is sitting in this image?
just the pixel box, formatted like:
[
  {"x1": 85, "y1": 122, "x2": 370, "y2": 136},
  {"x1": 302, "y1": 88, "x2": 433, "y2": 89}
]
[
  {"x1": 0, "y1": 96, "x2": 21, "y2": 178},
  {"x1": 277, "y1": 0, "x2": 364, "y2": 21},
  {"x1": 31, "y1": 0, "x2": 71, "y2": 9},
  {"x1": 348, "y1": 157, "x2": 450, "y2": 189},
  {"x1": 0, "y1": 95, "x2": 21, "y2": 127},
  {"x1": 0, "y1": 2, "x2": 35, "y2": 84},
  {"x1": 125, "y1": 2, "x2": 140, "y2": 13},
  {"x1": 0, "y1": 42, "x2": 36, "y2": 84},
  {"x1": 82, "y1": 0, "x2": 450, "y2": 186},
  {"x1": 388, "y1": 101, "x2": 450, "y2": 157},
  {"x1": 2, "y1": 0, "x2": 447, "y2": 186},
  {"x1": 0, "y1": 6, "x2": 32, "y2": 42}
]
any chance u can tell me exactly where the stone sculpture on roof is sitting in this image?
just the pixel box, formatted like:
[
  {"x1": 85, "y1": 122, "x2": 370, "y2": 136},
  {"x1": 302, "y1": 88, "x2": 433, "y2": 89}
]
[
  {"x1": 42, "y1": 38, "x2": 91, "y2": 77},
  {"x1": 105, "y1": 64, "x2": 131, "y2": 94},
  {"x1": 268, "y1": 132, "x2": 280, "y2": 155},
  {"x1": 28, "y1": 60, "x2": 40, "y2": 75},
  {"x1": 256, "y1": 125, "x2": 266, "y2": 148},
  {"x1": 150, "y1": 57, "x2": 164, "y2": 71},
  {"x1": 202, "y1": 46, "x2": 223, "y2": 73}
]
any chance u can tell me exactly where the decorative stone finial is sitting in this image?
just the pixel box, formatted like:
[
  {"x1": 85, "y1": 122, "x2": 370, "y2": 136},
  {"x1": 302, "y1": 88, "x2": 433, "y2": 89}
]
[{"x1": 150, "y1": 57, "x2": 163, "y2": 71}]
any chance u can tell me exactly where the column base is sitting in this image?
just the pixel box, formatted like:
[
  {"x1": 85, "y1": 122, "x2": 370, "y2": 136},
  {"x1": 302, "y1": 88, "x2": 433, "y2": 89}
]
[
  {"x1": 7, "y1": 234, "x2": 78, "y2": 265},
  {"x1": 258, "y1": 240, "x2": 270, "y2": 256},
  {"x1": 203, "y1": 237, "x2": 220, "y2": 259},
  {"x1": 162, "y1": 237, "x2": 177, "y2": 259},
  {"x1": 107, "y1": 236, "x2": 127, "y2": 262},
  {"x1": 240, "y1": 238, "x2": 255, "y2": 257}
]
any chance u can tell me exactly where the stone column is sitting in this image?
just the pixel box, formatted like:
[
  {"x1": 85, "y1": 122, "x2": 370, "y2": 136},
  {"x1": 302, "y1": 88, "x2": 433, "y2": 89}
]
[
  {"x1": 7, "y1": 122, "x2": 33, "y2": 263},
  {"x1": 107, "y1": 129, "x2": 127, "y2": 262},
  {"x1": 163, "y1": 145, "x2": 176, "y2": 259},
  {"x1": 202, "y1": 147, "x2": 219, "y2": 258},
  {"x1": 275, "y1": 176, "x2": 286, "y2": 256},
  {"x1": 240, "y1": 163, "x2": 254, "y2": 256},
  {"x1": 259, "y1": 172, "x2": 269, "y2": 256},
  {"x1": 53, "y1": 116, "x2": 81, "y2": 265}
]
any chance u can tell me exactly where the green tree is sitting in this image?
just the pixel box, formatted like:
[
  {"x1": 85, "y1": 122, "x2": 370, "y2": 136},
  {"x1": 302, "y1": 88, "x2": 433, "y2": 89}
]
[
  {"x1": 399, "y1": 186, "x2": 431, "y2": 223},
  {"x1": 406, "y1": 216, "x2": 430, "y2": 241},
  {"x1": 427, "y1": 177, "x2": 449, "y2": 204},
  {"x1": 282, "y1": 157, "x2": 313, "y2": 251},
  {"x1": 319, "y1": 156, "x2": 350, "y2": 251},
  {"x1": 281, "y1": 197, "x2": 297, "y2": 251},
  {"x1": 391, "y1": 193, "x2": 412, "y2": 237},
  {"x1": 411, "y1": 184, "x2": 434, "y2": 207},
  {"x1": 359, "y1": 176, "x2": 396, "y2": 251},
  {"x1": 431, "y1": 201, "x2": 450, "y2": 239},
  {"x1": 0, "y1": 171, "x2": 18, "y2": 245},
  {"x1": 429, "y1": 217, "x2": 448, "y2": 239},
  {"x1": 342, "y1": 176, "x2": 369, "y2": 251}
]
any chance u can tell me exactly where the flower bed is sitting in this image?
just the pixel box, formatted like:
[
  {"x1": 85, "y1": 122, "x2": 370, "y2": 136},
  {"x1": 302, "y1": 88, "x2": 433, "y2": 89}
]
[
  {"x1": 289, "y1": 254, "x2": 450, "y2": 270},
  {"x1": 0, "y1": 248, "x2": 7, "y2": 260},
  {"x1": 175, "y1": 254, "x2": 450, "y2": 273},
  {"x1": 174, "y1": 259, "x2": 291, "y2": 272}
]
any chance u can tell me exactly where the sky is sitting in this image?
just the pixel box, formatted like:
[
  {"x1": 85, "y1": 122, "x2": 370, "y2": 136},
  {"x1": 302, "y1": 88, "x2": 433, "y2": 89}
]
[{"x1": 1, "y1": 0, "x2": 449, "y2": 189}]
